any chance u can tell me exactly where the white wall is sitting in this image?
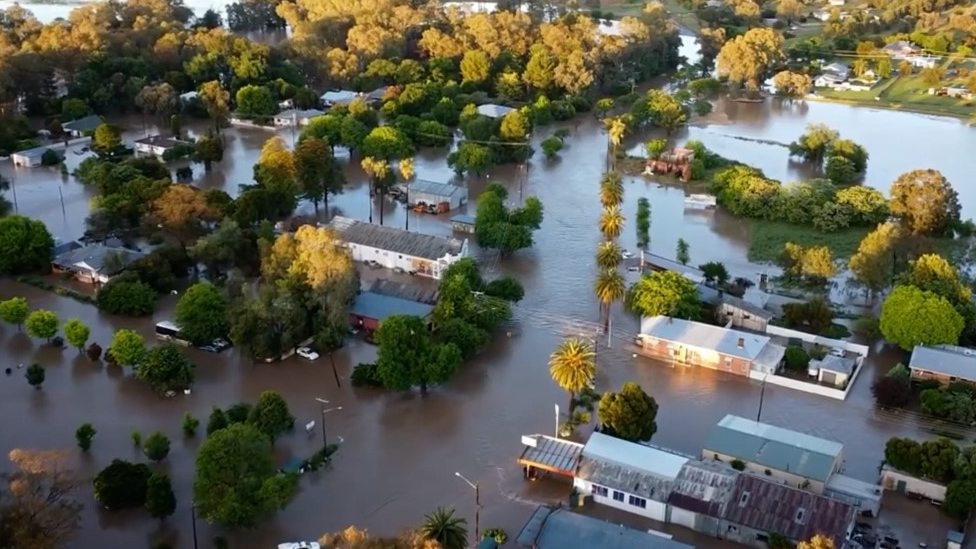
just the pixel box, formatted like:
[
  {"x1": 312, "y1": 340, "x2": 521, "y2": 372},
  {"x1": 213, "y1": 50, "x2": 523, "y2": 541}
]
[
  {"x1": 574, "y1": 478, "x2": 667, "y2": 522},
  {"x1": 670, "y1": 506, "x2": 696, "y2": 529},
  {"x1": 764, "y1": 325, "x2": 869, "y2": 357},
  {"x1": 880, "y1": 468, "x2": 947, "y2": 501},
  {"x1": 346, "y1": 241, "x2": 464, "y2": 280},
  {"x1": 748, "y1": 370, "x2": 848, "y2": 400}
]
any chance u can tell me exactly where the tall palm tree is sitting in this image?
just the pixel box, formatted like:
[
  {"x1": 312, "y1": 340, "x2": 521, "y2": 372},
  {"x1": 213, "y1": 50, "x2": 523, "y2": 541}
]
[
  {"x1": 595, "y1": 241, "x2": 623, "y2": 270},
  {"x1": 599, "y1": 205, "x2": 625, "y2": 240},
  {"x1": 594, "y1": 268, "x2": 626, "y2": 330},
  {"x1": 549, "y1": 338, "x2": 596, "y2": 409},
  {"x1": 599, "y1": 172, "x2": 624, "y2": 209},
  {"x1": 420, "y1": 507, "x2": 468, "y2": 549},
  {"x1": 604, "y1": 116, "x2": 628, "y2": 170}
]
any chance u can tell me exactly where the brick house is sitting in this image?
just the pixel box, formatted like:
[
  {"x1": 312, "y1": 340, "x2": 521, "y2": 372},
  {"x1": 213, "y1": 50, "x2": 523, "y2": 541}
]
[
  {"x1": 908, "y1": 344, "x2": 976, "y2": 386},
  {"x1": 636, "y1": 316, "x2": 786, "y2": 376}
]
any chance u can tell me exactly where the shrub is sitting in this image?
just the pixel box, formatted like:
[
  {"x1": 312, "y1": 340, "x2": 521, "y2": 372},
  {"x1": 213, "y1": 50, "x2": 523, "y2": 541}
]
[
  {"x1": 183, "y1": 412, "x2": 200, "y2": 437},
  {"x1": 96, "y1": 275, "x2": 156, "y2": 316},
  {"x1": 540, "y1": 136, "x2": 563, "y2": 160},
  {"x1": 40, "y1": 149, "x2": 61, "y2": 166},
  {"x1": 131, "y1": 430, "x2": 142, "y2": 447},
  {"x1": 783, "y1": 346, "x2": 811, "y2": 371},
  {"x1": 872, "y1": 377, "x2": 913, "y2": 408},
  {"x1": 76, "y1": 423, "x2": 97, "y2": 451},
  {"x1": 143, "y1": 431, "x2": 171, "y2": 462},
  {"x1": 86, "y1": 342, "x2": 103, "y2": 361},
  {"x1": 351, "y1": 362, "x2": 382, "y2": 387},
  {"x1": 730, "y1": 459, "x2": 746, "y2": 471},
  {"x1": 482, "y1": 529, "x2": 508, "y2": 545},
  {"x1": 853, "y1": 316, "x2": 881, "y2": 340}
]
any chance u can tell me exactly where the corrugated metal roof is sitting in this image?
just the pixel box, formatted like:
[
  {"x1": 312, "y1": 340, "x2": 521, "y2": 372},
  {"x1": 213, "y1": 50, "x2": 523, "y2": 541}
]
[
  {"x1": 519, "y1": 434, "x2": 583, "y2": 473},
  {"x1": 583, "y1": 432, "x2": 690, "y2": 478},
  {"x1": 61, "y1": 114, "x2": 103, "y2": 132},
  {"x1": 329, "y1": 216, "x2": 464, "y2": 260},
  {"x1": 723, "y1": 474, "x2": 854, "y2": 545},
  {"x1": 703, "y1": 415, "x2": 842, "y2": 483},
  {"x1": 451, "y1": 214, "x2": 475, "y2": 225},
  {"x1": 667, "y1": 459, "x2": 739, "y2": 517},
  {"x1": 52, "y1": 243, "x2": 146, "y2": 275},
  {"x1": 639, "y1": 316, "x2": 773, "y2": 361},
  {"x1": 349, "y1": 291, "x2": 434, "y2": 322},
  {"x1": 408, "y1": 180, "x2": 468, "y2": 201},
  {"x1": 909, "y1": 345, "x2": 976, "y2": 380},
  {"x1": 515, "y1": 506, "x2": 696, "y2": 549}
]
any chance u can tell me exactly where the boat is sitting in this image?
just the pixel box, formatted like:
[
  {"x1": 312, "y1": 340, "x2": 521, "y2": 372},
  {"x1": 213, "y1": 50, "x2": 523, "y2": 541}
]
[
  {"x1": 278, "y1": 542, "x2": 321, "y2": 549},
  {"x1": 684, "y1": 194, "x2": 717, "y2": 210}
]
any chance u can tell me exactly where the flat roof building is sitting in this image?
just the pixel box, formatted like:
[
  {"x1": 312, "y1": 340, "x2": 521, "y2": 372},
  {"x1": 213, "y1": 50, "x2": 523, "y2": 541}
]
[
  {"x1": 515, "y1": 505, "x2": 696, "y2": 549},
  {"x1": 703, "y1": 414, "x2": 844, "y2": 491},
  {"x1": 406, "y1": 180, "x2": 468, "y2": 211},
  {"x1": 349, "y1": 291, "x2": 434, "y2": 332}
]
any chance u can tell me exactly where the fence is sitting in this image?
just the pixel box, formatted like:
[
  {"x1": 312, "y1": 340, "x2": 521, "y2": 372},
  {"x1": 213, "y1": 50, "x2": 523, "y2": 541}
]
[
  {"x1": 749, "y1": 370, "x2": 850, "y2": 400},
  {"x1": 764, "y1": 325, "x2": 870, "y2": 357}
]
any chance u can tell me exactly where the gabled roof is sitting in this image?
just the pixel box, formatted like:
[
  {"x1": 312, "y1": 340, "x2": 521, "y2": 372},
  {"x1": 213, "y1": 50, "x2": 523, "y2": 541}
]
[
  {"x1": 578, "y1": 432, "x2": 689, "y2": 503},
  {"x1": 515, "y1": 506, "x2": 696, "y2": 549},
  {"x1": 407, "y1": 179, "x2": 468, "y2": 200},
  {"x1": 52, "y1": 243, "x2": 146, "y2": 275},
  {"x1": 909, "y1": 345, "x2": 976, "y2": 381},
  {"x1": 667, "y1": 459, "x2": 740, "y2": 517},
  {"x1": 477, "y1": 103, "x2": 515, "y2": 118},
  {"x1": 320, "y1": 90, "x2": 358, "y2": 104},
  {"x1": 61, "y1": 114, "x2": 103, "y2": 133},
  {"x1": 723, "y1": 474, "x2": 855, "y2": 545},
  {"x1": 639, "y1": 316, "x2": 772, "y2": 361},
  {"x1": 328, "y1": 216, "x2": 464, "y2": 260},
  {"x1": 350, "y1": 291, "x2": 434, "y2": 322},
  {"x1": 703, "y1": 415, "x2": 843, "y2": 483}
]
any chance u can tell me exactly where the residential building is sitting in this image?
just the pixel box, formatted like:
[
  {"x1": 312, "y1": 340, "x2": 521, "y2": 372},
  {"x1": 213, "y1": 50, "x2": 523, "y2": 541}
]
[
  {"x1": 814, "y1": 63, "x2": 851, "y2": 88},
  {"x1": 134, "y1": 135, "x2": 193, "y2": 158},
  {"x1": 882, "y1": 40, "x2": 921, "y2": 57},
  {"x1": 320, "y1": 90, "x2": 358, "y2": 108},
  {"x1": 573, "y1": 431, "x2": 689, "y2": 522},
  {"x1": 51, "y1": 242, "x2": 147, "y2": 284},
  {"x1": 639, "y1": 251, "x2": 705, "y2": 283},
  {"x1": 61, "y1": 115, "x2": 103, "y2": 138},
  {"x1": 272, "y1": 109, "x2": 325, "y2": 127},
  {"x1": 667, "y1": 459, "x2": 740, "y2": 537},
  {"x1": 715, "y1": 294, "x2": 774, "y2": 332},
  {"x1": 702, "y1": 415, "x2": 844, "y2": 493},
  {"x1": 906, "y1": 55, "x2": 939, "y2": 69},
  {"x1": 720, "y1": 474, "x2": 855, "y2": 549},
  {"x1": 811, "y1": 9, "x2": 832, "y2": 21},
  {"x1": 406, "y1": 180, "x2": 468, "y2": 211},
  {"x1": 477, "y1": 103, "x2": 516, "y2": 119},
  {"x1": 450, "y1": 214, "x2": 476, "y2": 234},
  {"x1": 11, "y1": 145, "x2": 56, "y2": 168},
  {"x1": 908, "y1": 344, "x2": 976, "y2": 386},
  {"x1": 51, "y1": 239, "x2": 83, "y2": 258},
  {"x1": 636, "y1": 316, "x2": 786, "y2": 376},
  {"x1": 328, "y1": 216, "x2": 468, "y2": 280},
  {"x1": 348, "y1": 291, "x2": 435, "y2": 332},
  {"x1": 515, "y1": 505, "x2": 696, "y2": 549}
]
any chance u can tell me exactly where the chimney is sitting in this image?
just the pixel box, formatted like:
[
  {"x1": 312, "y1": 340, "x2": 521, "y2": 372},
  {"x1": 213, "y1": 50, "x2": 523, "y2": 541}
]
[{"x1": 737, "y1": 337, "x2": 744, "y2": 348}]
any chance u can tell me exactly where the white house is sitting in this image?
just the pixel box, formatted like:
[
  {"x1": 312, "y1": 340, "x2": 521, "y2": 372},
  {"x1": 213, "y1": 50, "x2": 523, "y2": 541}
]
[
  {"x1": 573, "y1": 432, "x2": 689, "y2": 522},
  {"x1": 134, "y1": 135, "x2": 193, "y2": 159},
  {"x1": 273, "y1": 109, "x2": 325, "y2": 127},
  {"x1": 477, "y1": 103, "x2": 516, "y2": 119},
  {"x1": 11, "y1": 145, "x2": 55, "y2": 168},
  {"x1": 906, "y1": 55, "x2": 939, "y2": 69},
  {"x1": 320, "y1": 90, "x2": 358, "y2": 108},
  {"x1": 327, "y1": 216, "x2": 468, "y2": 280}
]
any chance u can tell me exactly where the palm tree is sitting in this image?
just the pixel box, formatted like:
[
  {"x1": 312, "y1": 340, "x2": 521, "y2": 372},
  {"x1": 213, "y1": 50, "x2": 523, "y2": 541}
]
[
  {"x1": 549, "y1": 337, "x2": 596, "y2": 409},
  {"x1": 595, "y1": 241, "x2": 623, "y2": 270},
  {"x1": 599, "y1": 205, "x2": 625, "y2": 240},
  {"x1": 604, "y1": 116, "x2": 628, "y2": 170},
  {"x1": 594, "y1": 268, "x2": 626, "y2": 329},
  {"x1": 599, "y1": 172, "x2": 624, "y2": 209},
  {"x1": 420, "y1": 507, "x2": 468, "y2": 549}
]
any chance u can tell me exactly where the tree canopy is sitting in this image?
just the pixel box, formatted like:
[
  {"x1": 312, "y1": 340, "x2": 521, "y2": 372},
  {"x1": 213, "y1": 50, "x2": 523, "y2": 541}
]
[
  {"x1": 474, "y1": 184, "x2": 544, "y2": 256},
  {"x1": 0, "y1": 216, "x2": 54, "y2": 275},
  {"x1": 889, "y1": 169, "x2": 961, "y2": 236},
  {"x1": 138, "y1": 344, "x2": 194, "y2": 392},
  {"x1": 375, "y1": 314, "x2": 462, "y2": 394},
  {"x1": 597, "y1": 382, "x2": 659, "y2": 443},
  {"x1": 175, "y1": 282, "x2": 230, "y2": 345},
  {"x1": 880, "y1": 285, "x2": 964, "y2": 351},
  {"x1": 626, "y1": 270, "x2": 701, "y2": 319}
]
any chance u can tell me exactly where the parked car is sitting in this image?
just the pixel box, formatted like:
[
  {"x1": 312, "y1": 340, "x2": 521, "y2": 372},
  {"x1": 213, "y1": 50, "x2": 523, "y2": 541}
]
[
  {"x1": 199, "y1": 339, "x2": 230, "y2": 353},
  {"x1": 830, "y1": 347, "x2": 845, "y2": 357},
  {"x1": 297, "y1": 347, "x2": 320, "y2": 361}
]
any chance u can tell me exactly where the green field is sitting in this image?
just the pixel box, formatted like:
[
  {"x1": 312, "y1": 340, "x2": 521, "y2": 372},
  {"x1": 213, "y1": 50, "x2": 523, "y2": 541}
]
[{"x1": 748, "y1": 220, "x2": 869, "y2": 263}]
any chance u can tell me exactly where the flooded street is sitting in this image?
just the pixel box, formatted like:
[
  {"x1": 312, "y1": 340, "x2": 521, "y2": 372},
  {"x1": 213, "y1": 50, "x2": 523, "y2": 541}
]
[{"x1": 2, "y1": 31, "x2": 976, "y2": 548}]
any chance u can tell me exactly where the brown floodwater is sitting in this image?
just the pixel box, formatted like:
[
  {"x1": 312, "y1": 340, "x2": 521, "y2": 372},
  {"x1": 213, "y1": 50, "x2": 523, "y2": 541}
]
[{"x1": 3, "y1": 34, "x2": 976, "y2": 549}]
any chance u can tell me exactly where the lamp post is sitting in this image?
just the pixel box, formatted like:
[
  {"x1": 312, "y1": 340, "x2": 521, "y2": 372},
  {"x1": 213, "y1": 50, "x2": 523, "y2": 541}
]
[
  {"x1": 314, "y1": 397, "x2": 342, "y2": 449},
  {"x1": 455, "y1": 471, "x2": 480, "y2": 544},
  {"x1": 191, "y1": 505, "x2": 199, "y2": 549}
]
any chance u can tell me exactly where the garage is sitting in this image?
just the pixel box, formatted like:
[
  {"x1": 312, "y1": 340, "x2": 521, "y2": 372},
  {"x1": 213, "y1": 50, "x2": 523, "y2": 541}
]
[{"x1": 406, "y1": 179, "x2": 468, "y2": 212}]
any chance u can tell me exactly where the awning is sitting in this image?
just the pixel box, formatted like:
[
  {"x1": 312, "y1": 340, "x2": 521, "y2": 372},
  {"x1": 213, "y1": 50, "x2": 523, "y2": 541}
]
[{"x1": 517, "y1": 434, "x2": 583, "y2": 477}]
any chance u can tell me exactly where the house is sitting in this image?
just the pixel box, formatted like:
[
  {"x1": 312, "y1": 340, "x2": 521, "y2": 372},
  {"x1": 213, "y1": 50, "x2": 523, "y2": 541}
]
[
  {"x1": 716, "y1": 294, "x2": 774, "y2": 332},
  {"x1": 515, "y1": 505, "x2": 696, "y2": 549},
  {"x1": 908, "y1": 344, "x2": 976, "y2": 386},
  {"x1": 406, "y1": 180, "x2": 468, "y2": 211},
  {"x1": 11, "y1": 145, "x2": 56, "y2": 168},
  {"x1": 702, "y1": 414, "x2": 844, "y2": 492},
  {"x1": 51, "y1": 238, "x2": 84, "y2": 258},
  {"x1": 879, "y1": 465, "x2": 946, "y2": 501},
  {"x1": 720, "y1": 474, "x2": 855, "y2": 549},
  {"x1": 134, "y1": 135, "x2": 193, "y2": 158},
  {"x1": 573, "y1": 431, "x2": 689, "y2": 522},
  {"x1": 477, "y1": 103, "x2": 515, "y2": 119},
  {"x1": 822, "y1": 63, "x2": 851, "y2": 80},
  {"x1": 450, "y1": 214, "x2": 476, "y2": 234},
  {"x1": 348, "y1": 291, "x2": 434, "y2": 332},
  {"x1": 272, "y1": 109, "x2": 325, "y2": 127},
  {"x1": 667, "y1": 459, "x2": 740, "y2": 537},
  {"x1": 328, "y1": 216, "x2": 468, "y2": 279},
  {"x1": 639, "y1": 251, "x2": 705, "y2": 284},
  {"x1": 811, "y1": 9, "x2": 832, "y2": 21},
  {"x1": 364, "y1": 86, "x2": 392, "y2": 105},
  {"x1": 51, "y1": 242, "x2": 147, "y2": 284},
  {"x1": 906, "y1": 55, "x2": 939, "y2": 69},
  {"x1": 882, "y1": 40, "x2": 921, "y2": 57},
  {"x1": 61, "y1": 114, "x2": 103, "y2": 138},
  {"x1": 646, "y1": 147, "x2": 694, "y2": 181},
  {"x1": 320, "y1": 90, "x2": 358, "y2": 108},
  {"x1": 811, "y1": 354, "x2": 856, "y2": 388},
  {"x1": 636, "y1": 316, "x2": 786, "y2": 376}
]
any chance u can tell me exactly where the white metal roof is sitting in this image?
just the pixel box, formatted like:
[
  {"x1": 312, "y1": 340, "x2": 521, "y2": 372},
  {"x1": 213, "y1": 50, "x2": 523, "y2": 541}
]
[
  {"x1": 639, "y1": 315, "x2": 772, "y2": 361},
  {"x1": 583, "y1": 432, "x2": 689, "y2": 479}
]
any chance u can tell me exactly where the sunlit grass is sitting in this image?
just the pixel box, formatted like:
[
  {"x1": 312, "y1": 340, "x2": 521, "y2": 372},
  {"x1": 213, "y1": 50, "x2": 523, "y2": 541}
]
[{"x1": 748, "y1": 220, "x2": 869, "y2": 263}]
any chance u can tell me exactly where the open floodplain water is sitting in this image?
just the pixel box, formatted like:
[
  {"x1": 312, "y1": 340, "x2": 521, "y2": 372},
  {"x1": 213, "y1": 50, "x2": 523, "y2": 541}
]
[{"x1": 2, "y1": 25, "x2": 976, "y2": 548}]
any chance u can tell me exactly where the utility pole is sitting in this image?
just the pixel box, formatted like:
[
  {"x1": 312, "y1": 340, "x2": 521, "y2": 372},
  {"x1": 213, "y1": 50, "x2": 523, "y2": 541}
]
[
  {"x1": 191, "y1": 505, "x2": 199, "y2": 549},
  {"x1": 314, "y1": 397, "x2": 342, "y2": 449},
  {"x1": 329, "y1": 353, "x2": 341, "y2": 387},
  {"x1": 756, "y1": 375, "x2": 767, "y2": 422},
  {"x1": 455, "y1": 472, "x2": 480, "y2": 543}
]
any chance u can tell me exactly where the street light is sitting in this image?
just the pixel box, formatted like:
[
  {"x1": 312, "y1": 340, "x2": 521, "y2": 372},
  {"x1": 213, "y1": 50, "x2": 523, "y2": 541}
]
[
  {"x1": 455, "y1": 471, "x2": 480, "y2": 543},
  {"x1": 314, "y1": 397, "x2": 342, "y2": 449}
]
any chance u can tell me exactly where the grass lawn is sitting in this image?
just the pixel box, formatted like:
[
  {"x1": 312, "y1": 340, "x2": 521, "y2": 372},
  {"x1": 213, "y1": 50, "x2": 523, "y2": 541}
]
[
  {"x1": 603, "y1": 0, "x2": 700, "y2": 32},
  {"x1": 748, "y1": 220, "x2": 870, "y2": 263},
  {"x1": 815, "y1": 70, "x2": 976, "y2": 119}
]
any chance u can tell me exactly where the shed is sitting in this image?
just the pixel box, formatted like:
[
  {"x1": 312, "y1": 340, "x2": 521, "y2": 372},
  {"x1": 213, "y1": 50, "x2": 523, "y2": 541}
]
[
  {"x1": 514, "y1": 505, "x2": 696, "y2": 549},
  {"x1": 10, "y1": 146, "x2": 55, "y2": 168},
  {"x1": 407, "y1": 180, "x2": 468, "y2": 210},
  {"x1": 717, "y1": 294, "x2": 774, "y2": 332},
  {"x1": 814, "y1": 355, "x2": 856, "y2": 388},
  {"x1": 879, "y1": 465, "x2": 946, "y2": 502},
  {"x1": 477, "y1": 103, "x2": 515, "y2": 119},
  {"x1": 517, "y1": 434, "x2": 583, "y2": 478},
  {"x1": 450, "y1": 214, "x2": 476, "y2": 234},
  {"x1": 349, "y1": 291, "x2": 435, "y2": 332}
]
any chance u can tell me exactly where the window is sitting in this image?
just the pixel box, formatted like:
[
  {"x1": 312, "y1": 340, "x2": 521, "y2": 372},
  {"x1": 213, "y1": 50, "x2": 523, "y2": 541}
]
[
  {"x1": 951, "y1": 376, "x2": 958, "y2": 382},
  {"x1": 591, "y1": 485, "x2": 608, "y2": 497},
  {"x1": 398, "y1": 255, "x2": 403, "y2": 259},
  {"x1": 628, "y1": 495, "x2": 647, "y2": 509},
  {"x1": 743, "y1": 314, "x2": 752, "y2": 320},
  {"x1": 612, "y1": 491, "x2": 625, "y2": 502},
  {"x1": 739, "y1": 492, "x2": 750, "y2": 506},
  {"x1": 794, "y1": 508, "x2": 806, "y2": 522},
  {"x1": 725, "y1": 357, "x2": 732, "y2": 365},
  {"x1": 756, "y1": 535, "x2": 769, "y2": 542}
]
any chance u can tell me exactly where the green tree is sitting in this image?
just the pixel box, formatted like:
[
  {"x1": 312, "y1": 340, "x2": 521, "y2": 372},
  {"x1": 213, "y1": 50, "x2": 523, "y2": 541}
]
[
  {"x1": 61, "y1": 98, "x2": 91, "y2": 121},
  {"x1": 138, "y1": 344, "x2": 194, "y2": 392},
  {"x1": 699, "y1": 261, "x2": 730, "y2": 285},
  {"x1": 788, "y1": 124, "x2": 839, "y2": 163},
  {"x1": 880, "y1": 285, "x2": 964, "y2": 351},
  {"x1": 75, "y1": 423, "x2": 96, "y2": 452},
  {"x1": 93, "y1": 459, "x2": 151, "y2": 510},
  {"x1": 825, "y1": 156, "x2": 856, "y2": 185},
  {"x1": 644, "y1": 139, "x2": 668, "y2": 160},
  {"x1": 0, "y1": 297, "x2": 29, "y2": 330},
  {"x1": 484, "y1": 276, "x2": 525, "y2": 302},
  {"x1": 375, "y1": 315, "x2": 462, "y2": 395},
  {"x1": 0, "y1": 215, "x2": 54, "y2": 274},
  {"x1": 448, "y1": 142, "x2": 494, "y2": 176},
  {"x1": 294, "y1": 136, "x2": 344, "y2": 215},
  {"x1": 63, "y1": 318, "x2": 90, "y2": 353},
  {"x1": 420, "y1": 507, "x2": 468, "y2": 549},
  {"x1": 92, "y1": 124, "x2": 122, "y2": 156},
  {"x1": 183, "y1": 412, "x2": 200, "y2": 437},
  {"x1": 193, "y1": 423, "x2": 298, "y2": 528},
  {"x1": 460, "y1": 50, "x2": 490, "y2": 85},
  {"x1": 715, "y1": 28, "x2": 785, "y2": 90},
  {"x1": 206, "y1": 406, "x2": 229, "y2": 435},
  {"x1": 25, "y1": 363, "x2": 45, "y2": 390},
  {"x1": 945, "y1": 480, "x2": 976, "y2": 520},
  {"x1": 626, "y1": 270, "x2": 702, "y2": 319},
  {"x1": 540, "y1": 136, "x2": 562, "y2": 160},
  {"x1": 596, "y1": 241, "x2": 623, "y2": 270},
  {"x1": 644, "y1": 90, "x2": 688, "y2": 135},
  {"x1": 903, "y1": 254, "x2": 976, "y2": 340},
  {"x1": 145, "y1": 473, "x2": 177, "y2": 521},
  {"x1": 597, "y1": 382, "x2": 659, "y2": 442},
  {"x1": 889, "y1": 169, "x2": 961, "y2": 236},
  {"x1": 599, "y1": 172, "x2": 625, "y2": 209},
  {"x1": 676, "y1": 238, "x2": 690, "y2": 265},
  {"x1": 474, "y1": 185, "x2": 543, "y2": 256},
  {"x1": 548, "y1": 337, "x2": 596, "y2": 409},
  {"x1": 110, "y1": 329, "x2": 147, "y2": 367},
  {"x1": 96, "y1": 277, "x2": 156, "y2": 316},
  {"x1": 235, "y1": 85, "x2": 276, "y2": 117},
  {"x1": 599, "y1": 205, "x2": 625, "y2": 240},
  {"x1": 194, "y1": 133, "x2": 225, "y2": 171},
  {"x1": 836, "y1": 186, "x2": 889, "y2": 225},
  {"x1": 361, "y1": 126, "x2": 413, "y2": 160},
  {"x1": 25, "y1": 310, "x2": 59, "y2": 342},
  {"x1": 247, "y1": 390, "x2": 295, "y2": 444},
  {"x1": 594, "y1": 268, "x2": 626, "y2": 330},
  {"x1": 199, "y1": 80, "x2": 231, "y2": 132},
  {"x1": 175, "y1": 283, "x2": 229, "y2": 345},
  {"x1": 143, "y1": 432, "x2": 171, "y2": 462}
]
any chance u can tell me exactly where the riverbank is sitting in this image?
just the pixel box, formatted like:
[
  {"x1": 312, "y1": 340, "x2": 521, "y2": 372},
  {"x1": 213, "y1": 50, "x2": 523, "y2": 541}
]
[{"x1": 811, "y1": 71, "x2": 976, "y2": 122}]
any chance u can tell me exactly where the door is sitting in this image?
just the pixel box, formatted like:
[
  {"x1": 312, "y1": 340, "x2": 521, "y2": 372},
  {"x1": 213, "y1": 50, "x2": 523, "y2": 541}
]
[
  {"x1": 670, "y1": 507, "x2": 696, "y2": 529},
  {"x1": 821, "y1": 371, "x2": 837, "y2": 386},
  {"x1": 896, "y1": 480, "x2": 907, "y2": 493}
]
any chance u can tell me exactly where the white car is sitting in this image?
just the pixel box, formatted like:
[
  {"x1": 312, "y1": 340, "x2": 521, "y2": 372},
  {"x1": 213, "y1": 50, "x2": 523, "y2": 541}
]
[
  {"x1": 829, "y1": 347, "x2": 845, "y2": 357},
  {"x1": 296, "y1": 347, "x2": 320, "y2": 361},
  {"x1": 278, "y1": 543, "x2": 321, "y2": 549},
  {"x1": 621, "y1": 250, "x2": 634, "y2": 259}
]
